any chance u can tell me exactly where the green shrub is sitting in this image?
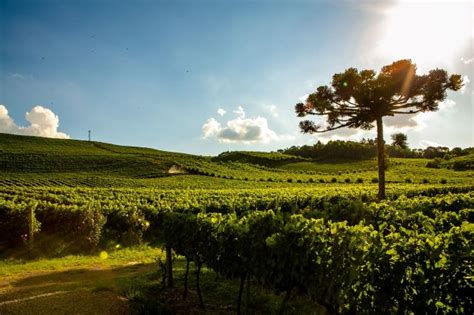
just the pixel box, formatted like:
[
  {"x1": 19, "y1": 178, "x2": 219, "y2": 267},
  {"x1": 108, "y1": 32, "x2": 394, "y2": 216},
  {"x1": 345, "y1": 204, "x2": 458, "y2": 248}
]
[
  {"x1": 426, "y1": 158, "x2": 442, "y2": 169},
  {"x1": 102, "y1": 207, "x2": 146, "y2": 247},
  {"x1": 331, "y1": 177, "x2": 337, "y2": 183},
  {"x1": 0, "y1": 201, "x2": 40, "y2": 248},
  {"x1": 37, "y1": 203, "x2": 106, "y2": 253}
]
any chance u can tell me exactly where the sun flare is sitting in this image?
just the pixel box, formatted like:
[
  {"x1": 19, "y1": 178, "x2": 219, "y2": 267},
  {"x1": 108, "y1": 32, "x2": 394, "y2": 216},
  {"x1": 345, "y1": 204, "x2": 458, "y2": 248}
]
[{"x1": 377, "y1": 0, "x2": 472, "y2": 68}]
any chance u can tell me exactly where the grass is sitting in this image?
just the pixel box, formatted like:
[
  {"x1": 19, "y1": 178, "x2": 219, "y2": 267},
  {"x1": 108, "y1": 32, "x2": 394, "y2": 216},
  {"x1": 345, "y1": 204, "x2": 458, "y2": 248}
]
[
  {"x1": 1, "y1": 133, "x2": 473, "y2": 190},
  {"x1": 0, "y1": 245, "x2": 163, "y2": 277},
  {"x1": 0, "y1": 245, "x2": 323, "y2": 314},
  {"x1": 119, "y1": 254, "x2": 325, "y2": 314},
  {"x1": 1, "y1": 133, "x2": 473, "y2": 314},
  {"x1": 278, "y1": 159, "x2": 376, "y2": 173},
  {"x1": 0, "y1": 246, "x2": 162, "y2": 315}
]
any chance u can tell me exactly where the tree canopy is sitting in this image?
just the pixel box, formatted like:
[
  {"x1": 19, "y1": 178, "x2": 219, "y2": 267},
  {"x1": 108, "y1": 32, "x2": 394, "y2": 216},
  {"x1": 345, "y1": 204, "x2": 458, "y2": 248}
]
[
  {"x1": 295, "y1": 59, "x2": 463, "y2": 199},
  {"x1": 295, "y1": 59, "x2": 463, "y2": 133},
  {"x1": 391, "y1": 133, "x2": 408, "y2": 149}
]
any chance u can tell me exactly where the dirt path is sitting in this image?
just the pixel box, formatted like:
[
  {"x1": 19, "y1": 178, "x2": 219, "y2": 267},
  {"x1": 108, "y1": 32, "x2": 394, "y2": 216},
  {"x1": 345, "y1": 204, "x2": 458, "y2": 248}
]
[{"x1": 0, "y1": 263, "x2": 155, "y2": 315}]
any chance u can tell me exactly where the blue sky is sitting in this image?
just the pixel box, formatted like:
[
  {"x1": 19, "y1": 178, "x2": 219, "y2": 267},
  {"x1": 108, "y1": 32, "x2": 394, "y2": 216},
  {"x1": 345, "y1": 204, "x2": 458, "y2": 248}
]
[{"x1": 1, "y1": 0, "x2": 472, "y2": 155}]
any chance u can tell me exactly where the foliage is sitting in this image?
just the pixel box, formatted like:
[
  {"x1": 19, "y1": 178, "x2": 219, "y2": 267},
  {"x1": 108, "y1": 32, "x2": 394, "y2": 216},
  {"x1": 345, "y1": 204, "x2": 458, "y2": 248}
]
[
  {"x1": 1, "y1": 132, "x2": 474, "y2": 312},
  {"x1": 0, "y1": 200, "x2": 40, "y2": 248},
  {"x1": 391, "y1": 132, "x2": 408, "y2": 149},
  {"x1": 295, "y1": 60, "x2": 463, "y2": 134},
  {"x1": 213, "y1": 151, "x2": 307, "y2": 167},
  {"x1": 158, "y1": 197, "x2": 473, "y2": 313},
  {"x1": 35, "y1": 202, "x2": 106, "y2": 253},
  {"x1": 278, "y1": 140, "x2": 377, "y2": 160},
  {"x1": 294, "y1": 59, "x2": 463, "y2": 199}
]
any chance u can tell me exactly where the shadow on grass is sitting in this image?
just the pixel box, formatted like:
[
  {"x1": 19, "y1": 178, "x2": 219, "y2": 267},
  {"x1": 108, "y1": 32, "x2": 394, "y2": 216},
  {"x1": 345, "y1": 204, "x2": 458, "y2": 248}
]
[
  {"x1": 128, "y1": 257, "x2": 326, "y2": 315},
  {"x1": 1, "y1": 256, "x2": 326, "y2": 315},
  {"x1": 0, "y1": 263, "x2": 156, "y2": 315}
]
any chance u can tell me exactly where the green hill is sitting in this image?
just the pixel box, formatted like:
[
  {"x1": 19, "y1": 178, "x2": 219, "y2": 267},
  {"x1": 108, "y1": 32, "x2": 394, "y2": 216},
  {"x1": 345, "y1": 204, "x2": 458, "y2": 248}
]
[
  {"x1": 0, "y1": 133, "x2": 184, "y2": 177},
  {"x1": 1, "y1": 133, "x2": 473, "y2": 189},
  {"x1": 442, "y1": 153, "x2": 474, "y2": 170},
  {"x1": 213, "y1": 150, "x2": 307, "y2": 167}
]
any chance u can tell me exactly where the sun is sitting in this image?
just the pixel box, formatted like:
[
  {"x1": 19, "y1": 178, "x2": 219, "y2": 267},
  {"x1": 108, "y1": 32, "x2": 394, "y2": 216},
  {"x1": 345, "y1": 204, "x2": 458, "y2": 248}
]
[{"x1": 376, "y1": 0, "x2": 472, "y2": 68}]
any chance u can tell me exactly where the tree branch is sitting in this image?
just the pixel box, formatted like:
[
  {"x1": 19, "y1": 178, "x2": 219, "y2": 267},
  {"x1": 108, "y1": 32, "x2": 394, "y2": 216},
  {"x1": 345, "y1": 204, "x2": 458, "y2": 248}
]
[
  {"x1": 310, "y1": 121, "x2": 354, "y2": 133},
  {"x1": 389, "y1": 109, "x2": 422, "y2": 114}
]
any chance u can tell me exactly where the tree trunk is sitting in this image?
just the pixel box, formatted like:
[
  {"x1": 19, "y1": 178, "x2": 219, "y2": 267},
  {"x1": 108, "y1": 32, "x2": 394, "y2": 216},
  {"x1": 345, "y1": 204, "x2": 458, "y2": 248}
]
[
  {"x1": 246, "y1": 273, "x2": 251, "y2": 313},
  {"x1": 279, "y1": 288, "x2": 292, "y2": 315},
  {"x1": 196, "y1": 261, "x2": 204, "y2": 308},
  {"x1": 237, "y1": 273, "x2": 246, "y2": 315},
  {"x1": 183, "y1": 258, "x2": 190, "y2": 300},
  {"x1": 165, "y1": 246, "x2": 173, "y2": 288},
  {"x1": 376, "y1": 116, "x2": 386, "y2": 200},
  {"x1": 28, "y1": 206, "x2": 35, "y2": 258}
]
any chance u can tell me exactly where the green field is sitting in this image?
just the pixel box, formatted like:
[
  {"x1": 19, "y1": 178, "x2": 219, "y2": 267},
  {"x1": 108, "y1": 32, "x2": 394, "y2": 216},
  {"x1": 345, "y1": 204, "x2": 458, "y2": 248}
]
[
  {"x1": 1, "y1": 133, "x2": 473, "y2": 314},
  {"x1": 1, "y1": 133, "x2": 472, "y2": 189}
]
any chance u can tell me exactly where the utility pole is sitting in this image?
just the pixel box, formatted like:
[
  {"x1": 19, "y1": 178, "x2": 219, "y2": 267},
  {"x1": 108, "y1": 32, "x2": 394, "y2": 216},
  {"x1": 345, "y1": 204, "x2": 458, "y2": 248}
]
[{"x1": 88, "y1": 130, "x2": 91, "y2": 142}]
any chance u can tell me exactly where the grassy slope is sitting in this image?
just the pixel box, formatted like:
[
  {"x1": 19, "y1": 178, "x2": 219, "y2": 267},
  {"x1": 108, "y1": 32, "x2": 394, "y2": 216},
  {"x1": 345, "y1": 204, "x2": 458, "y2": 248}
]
[
  {"x1": 0, "y1": 133, "x2": 184, "y2": 176},
  {"x1": 441, "y1": 153, "x2": 474, "y2": 170},
  {"x1": 1, "y1": 133, "x2": 473, "y2": 189},
  {"x1": 1, "y1": 134, "x2": 473, "y2": 314}
]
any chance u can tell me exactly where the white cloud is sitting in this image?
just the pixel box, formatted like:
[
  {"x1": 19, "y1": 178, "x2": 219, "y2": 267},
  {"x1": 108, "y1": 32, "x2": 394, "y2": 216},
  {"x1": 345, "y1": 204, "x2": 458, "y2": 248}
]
[
  {"x1": 10, "y1": 73, "x2": 26, "y2": 80},
  {"x1": 0, "y1": 105, "x2": 69, "y2": 139},
  {"x1": 382, "y1": 99, "x2": 457, "y2": 133},
  {"x1": 0, "y1": 106, "x2": 17, "y2": 131},
  {"x1": 384, "y1": 115, "x2": 418, "y2": 130},
  {"x1": 419, "y1": 139, "x2": 441, "y2": 148},
  {"x1": 461, "y1": 57, "x2": 474, "y2": 64},
  {"x1": 264, "y1": 104, "x2": 279, "y2": 117},
  {"x1": 202, "y1": 106, "x2": 289, "y2": 144},
  {"x1": 202, "y1": 118, "x2": 221, "y2": 138},
  {"x1": 314, "y1": 126, "x2": 373, "y2": 143},
  {"x1": 410, "y1": 99, "x2": 456, "y2": 131},
  {"x1": 460, "y1": 75, "x2": 470, "y2": 94},
  {"x1": 438, "y1": 99, "x2": 456, "y2": 110},
  {"x1": 298, "y1": 94, "x2": 309, "y2": 102},
  {"x1": 233, "y1": 106, "x2": 246, "y2": 118},
  {"x1": 217, "y1": 108, "x2": 226, "y2": 116}
]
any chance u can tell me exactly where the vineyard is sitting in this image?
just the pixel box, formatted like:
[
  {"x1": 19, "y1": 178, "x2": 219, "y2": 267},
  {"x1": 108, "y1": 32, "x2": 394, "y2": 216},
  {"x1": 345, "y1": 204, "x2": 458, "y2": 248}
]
[{"x1": 1, "y1": 133, "x2": 473, "y2": 314}]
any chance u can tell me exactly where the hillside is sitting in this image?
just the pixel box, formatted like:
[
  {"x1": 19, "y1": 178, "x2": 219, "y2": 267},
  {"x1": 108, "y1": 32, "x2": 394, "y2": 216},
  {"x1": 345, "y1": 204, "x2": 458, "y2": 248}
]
[
  {"x1": 0, "y1": 133, "x2": 195, "y2": 183},
  {"x1": 213, "y1": 151, "x2": 307, "y2": 166},
  {"x1": 1, "y1": 133, "x2": 473, "y2": 314},
  {"x1": 1, "y1": 133, "x2": 473, "y2": 189}
]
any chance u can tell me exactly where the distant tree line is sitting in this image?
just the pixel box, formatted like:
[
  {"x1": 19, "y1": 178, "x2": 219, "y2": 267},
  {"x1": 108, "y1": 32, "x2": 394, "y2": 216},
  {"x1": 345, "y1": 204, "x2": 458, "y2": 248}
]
[
  {"x1": 278, "y1": 138, "x2": 472, "y2": 161},
  {"x1": 278, "y1": 140, "x2": 376, "y2": 160}
]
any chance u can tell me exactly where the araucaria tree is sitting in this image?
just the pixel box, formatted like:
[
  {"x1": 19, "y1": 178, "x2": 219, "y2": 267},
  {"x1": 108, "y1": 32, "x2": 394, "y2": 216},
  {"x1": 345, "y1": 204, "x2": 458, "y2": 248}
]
[
  {"x1": 391, "y1": 133, "x2": 408, "y2": 149},
  {"x1": 295, "y1": 59, "x2": 463, "y2": 199}
]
